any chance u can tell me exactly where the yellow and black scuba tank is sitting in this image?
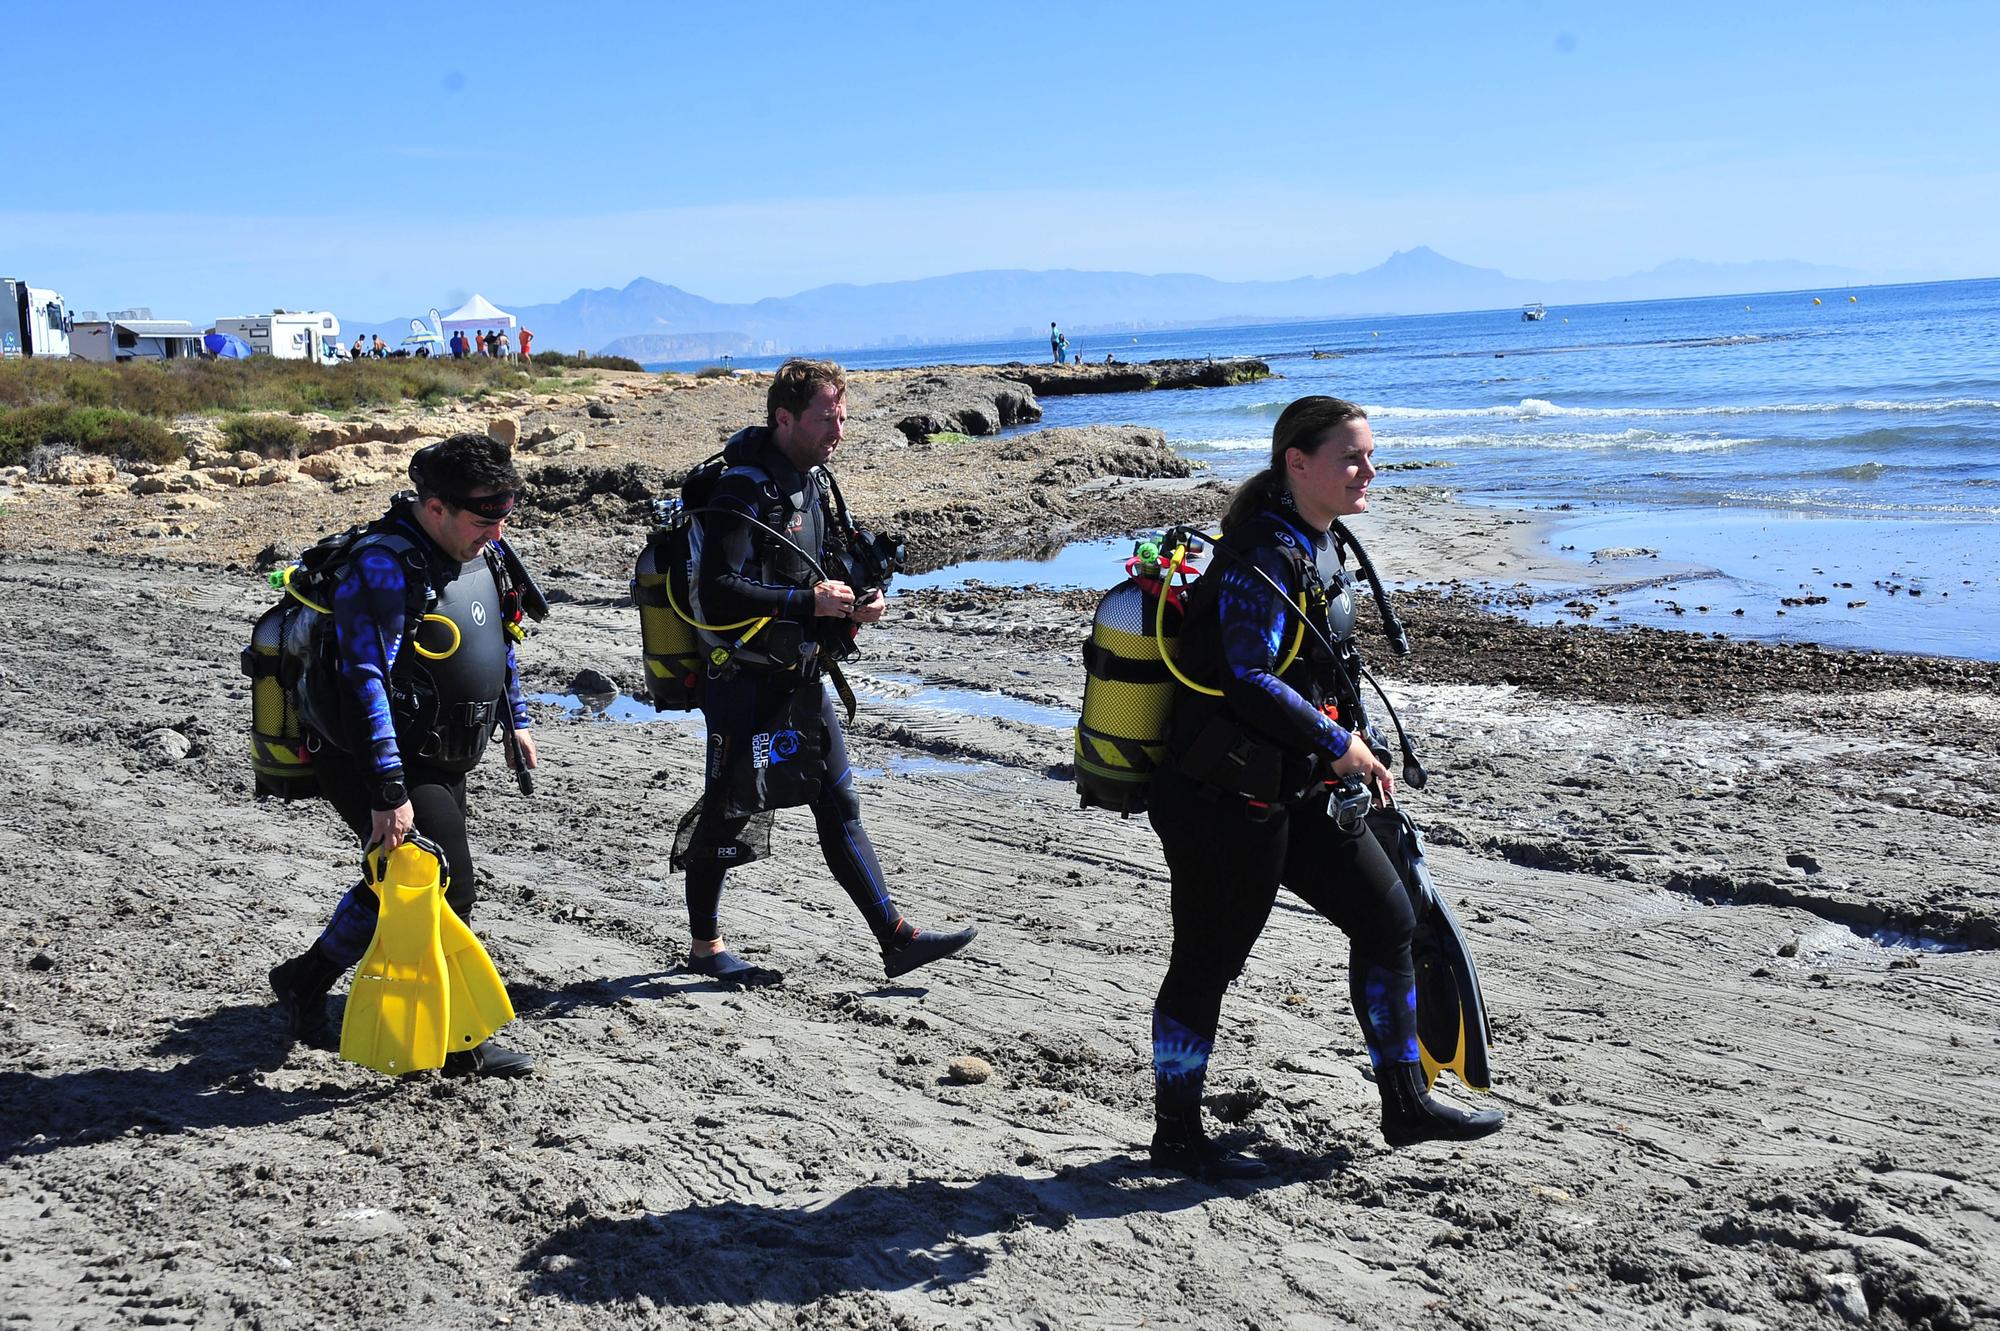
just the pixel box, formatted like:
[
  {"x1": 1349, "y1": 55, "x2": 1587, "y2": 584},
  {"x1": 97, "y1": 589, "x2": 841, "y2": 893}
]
[
  {"x1": 239, "y1": 519, "x2": 398, "y2": 801},
  {"x1": 244, "y1": 595, "x2": 316, "y2": 800},
  {"x1": 633, "y1": 500, "x2": 707, "y2": 710},
  {"x1": 631, "y1": 452, "x2": 778, "y2": 710},
  {"x1": 1074, "y1": 536, "x2": 1204, "y2": 815}
]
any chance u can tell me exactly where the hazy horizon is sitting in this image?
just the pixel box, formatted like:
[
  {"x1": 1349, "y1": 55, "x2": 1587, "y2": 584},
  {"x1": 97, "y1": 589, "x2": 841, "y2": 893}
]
[{"x1": 11, "y1": 2, "x2": 1997, "y2": 321}]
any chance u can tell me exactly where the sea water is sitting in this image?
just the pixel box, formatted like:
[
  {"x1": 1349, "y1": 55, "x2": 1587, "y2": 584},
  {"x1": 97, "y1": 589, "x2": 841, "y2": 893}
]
[{"x1": 656, "y1": 278, "x2": 2000, "y2": 660}]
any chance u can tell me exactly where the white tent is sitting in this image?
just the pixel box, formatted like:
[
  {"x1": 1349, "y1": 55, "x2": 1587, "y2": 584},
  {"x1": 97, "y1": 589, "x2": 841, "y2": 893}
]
[{"x1": 438, "y1": 293, "x2": 517, "y2": 335}]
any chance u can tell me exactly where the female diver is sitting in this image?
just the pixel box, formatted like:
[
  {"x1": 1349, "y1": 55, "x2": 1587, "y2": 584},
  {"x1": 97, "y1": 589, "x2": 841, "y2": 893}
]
[{"x1": 1145, "y1": 395, "x2": 1505, "y2": 1178}]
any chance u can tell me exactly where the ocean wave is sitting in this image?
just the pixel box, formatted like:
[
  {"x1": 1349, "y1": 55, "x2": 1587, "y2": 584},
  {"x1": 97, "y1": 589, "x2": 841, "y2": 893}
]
[
  {"x1": 1377, "y1": 427, "x2": 1755, "y2": 454},
  {"x1": 1180, "y1": 435, "x2": 1272, "y2": 452},
  {"x1": 1364, "y1": 396, "x2": 2000, "y2": 421}
]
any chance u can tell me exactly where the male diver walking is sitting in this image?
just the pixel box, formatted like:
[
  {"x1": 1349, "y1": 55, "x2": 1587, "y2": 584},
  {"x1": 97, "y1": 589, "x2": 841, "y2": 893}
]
[
  {"x1": 670, "y1": 358, "x2": 977, "y2": 987},
  {"x1": 267, "y1": 434, "x2": 540, "y2": 1077}
]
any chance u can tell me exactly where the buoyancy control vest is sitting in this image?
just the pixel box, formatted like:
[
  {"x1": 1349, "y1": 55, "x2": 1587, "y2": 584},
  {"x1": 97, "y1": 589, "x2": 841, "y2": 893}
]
[
  {"x1": 634, "y1": 429, "x2": 854, "y2": 709},
  {"x1": 1166, "y1": 510, "x2": 1363, "y2": 804},
  {"x1": 1074, "y1": 510, "x2": 1364, "y2": 815},
  {"x1": 315, "y1": 552, "x2": 513, "y2": 775},
  {"x1": 243, "y1": 500, "x2": 536, "y2": 798}
]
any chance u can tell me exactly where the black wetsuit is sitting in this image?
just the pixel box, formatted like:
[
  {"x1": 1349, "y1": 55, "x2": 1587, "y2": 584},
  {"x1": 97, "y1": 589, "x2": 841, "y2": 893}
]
[
  {"x1": 674, "y1": 427, "x2": 908, "y2": 951},
  {"x1": 1149, "y1": 501, "x2": 1421, "y2": 1121}
]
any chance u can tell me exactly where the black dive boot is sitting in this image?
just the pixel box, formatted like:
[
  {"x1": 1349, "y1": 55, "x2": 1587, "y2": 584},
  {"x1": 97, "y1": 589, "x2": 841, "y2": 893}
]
[
  {"x1": 883, "y1": 924, "x2": 978, "y2": 979},
  {"x1": 1149, "y1": 1108, "x2": 1269, "y2": 1181},
  {"x1": 1378, "y1": 1062, "x2": 1505, "y2": 1148},
  {"x1": 442, "y1": 1041, "x2": 536, "y2": 1079},
  {"x1": 269, "y1": 946, "x2": 343, "y2": 1051}
]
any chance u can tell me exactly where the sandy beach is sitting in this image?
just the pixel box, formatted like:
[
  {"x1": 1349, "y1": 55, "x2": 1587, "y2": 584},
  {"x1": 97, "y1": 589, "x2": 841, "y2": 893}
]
[{"x1": 2, "y1": 368, "x2": 1996, "y2": 1330}]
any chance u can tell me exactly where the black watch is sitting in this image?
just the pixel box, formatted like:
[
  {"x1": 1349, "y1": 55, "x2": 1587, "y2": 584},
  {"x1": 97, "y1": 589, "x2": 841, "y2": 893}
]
[{"x1": 372, "y1": 780, "x2": 409, "y2": 811}]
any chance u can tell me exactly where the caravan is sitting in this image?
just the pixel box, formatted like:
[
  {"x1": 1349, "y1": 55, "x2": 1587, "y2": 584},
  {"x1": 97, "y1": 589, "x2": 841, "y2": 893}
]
[
  {"x1": 214, "y1": 310, "x2": 343, "y2": 364},
  {"x1": 2, "y1": 278, "x2": 74, "y2": 358}
]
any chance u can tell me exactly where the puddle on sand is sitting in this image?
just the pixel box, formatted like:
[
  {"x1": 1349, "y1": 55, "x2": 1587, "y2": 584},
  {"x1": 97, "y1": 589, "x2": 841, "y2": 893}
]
[
  {"x1": 859, "y1": 673, "x2": 1076, "y2": 729},
  {"x1": 529, "y1": 691, "x2": 701, "y2": 728},
  {"x1": 897, "y1": 536, "x2": 1139, "y2": 593}
]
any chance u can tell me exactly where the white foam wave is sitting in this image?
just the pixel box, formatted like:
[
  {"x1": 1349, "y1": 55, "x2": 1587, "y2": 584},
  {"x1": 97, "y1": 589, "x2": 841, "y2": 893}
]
[
  {"x1": 1363, "y1": 396, "x2": 2000, "y2": 421},
  {"x1": 1182, "y1": 435, "x2": 1272, "y2": 452},
  {"x1": 1376, "y1": 428, "x2": 1755, "y2": 454}
]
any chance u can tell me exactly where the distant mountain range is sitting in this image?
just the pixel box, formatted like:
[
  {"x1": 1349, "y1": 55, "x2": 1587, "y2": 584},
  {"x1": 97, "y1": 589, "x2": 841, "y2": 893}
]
[{"x1": 345, "y1": 248, "x2": 1871, "y2": 360}]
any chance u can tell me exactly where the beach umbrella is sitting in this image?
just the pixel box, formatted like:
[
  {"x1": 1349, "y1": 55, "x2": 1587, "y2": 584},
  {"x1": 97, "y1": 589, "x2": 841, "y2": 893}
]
[{"x1": 204, "y1": 332, "x2": 254, "y2": 359}]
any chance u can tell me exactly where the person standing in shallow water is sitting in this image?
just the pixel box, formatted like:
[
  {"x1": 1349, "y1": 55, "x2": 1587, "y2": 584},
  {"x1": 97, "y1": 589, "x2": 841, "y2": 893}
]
[
  {"x1": 1142, "y1": 395, "x2": 1504, "y2": 1178},
  {"x1": 670, "y1": 357, "x2": 978, "y2": 987}
]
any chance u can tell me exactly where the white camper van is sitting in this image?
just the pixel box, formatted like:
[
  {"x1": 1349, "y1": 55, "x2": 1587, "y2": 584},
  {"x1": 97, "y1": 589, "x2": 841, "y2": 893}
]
[
  {"x1": 214, "y1": 310, "x2": 343, "y2": 364},
  {"x1": 2, "y1": 278, "x2": 74, "y2": 358}
]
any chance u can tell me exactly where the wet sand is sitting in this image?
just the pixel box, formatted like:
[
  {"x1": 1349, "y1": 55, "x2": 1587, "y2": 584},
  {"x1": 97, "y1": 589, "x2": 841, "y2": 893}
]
[{"x1": 1, "y1": 371, "x2": 1995, "y2": 1329}]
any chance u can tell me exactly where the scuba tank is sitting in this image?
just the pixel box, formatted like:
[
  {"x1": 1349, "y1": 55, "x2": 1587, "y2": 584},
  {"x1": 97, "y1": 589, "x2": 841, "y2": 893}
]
[
  {"x1": 1074, "y1": 535, "x2": 1203, "y2": 815},
  {"x1": 244, "y1": 591, "x2": 317, "y2": 800},
  {"x1": 633, "y1": 497, "x2": 707, "y2": 711}
]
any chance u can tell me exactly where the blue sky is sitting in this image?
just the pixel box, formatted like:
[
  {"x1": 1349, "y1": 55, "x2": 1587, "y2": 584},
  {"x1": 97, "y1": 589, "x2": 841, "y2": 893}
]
[{"x1": 8, "y1": 1, "x2": 1996, "y2": 320}]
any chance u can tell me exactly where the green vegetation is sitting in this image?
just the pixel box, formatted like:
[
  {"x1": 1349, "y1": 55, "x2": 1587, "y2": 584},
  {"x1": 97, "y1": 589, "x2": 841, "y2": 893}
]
[
  {"x1": 220, "y1": 414, "x2": 310, "y2": 459},
  {"x1": 529, "y1": 351, "x2": 646, "y2": 373},
  {"x1": 926, "y1": 431, "x2": 977, "y2": 446},
  {"x1": 0, "y1": 404, "x2": 180, "y2": 466},
  {"x1": 693, "y1": 365, "x2": 733, "y2": 380},
  {"x1": 0, "y1": 356, "x2": 536, "y2": 420}
]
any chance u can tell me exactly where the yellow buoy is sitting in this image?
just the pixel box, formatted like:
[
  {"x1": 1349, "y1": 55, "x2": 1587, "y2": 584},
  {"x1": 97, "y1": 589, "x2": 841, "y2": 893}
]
[
  {"x1": 1849, "y1": 295, "x2": 1858, "y2": 303},
  {"x1": 1813, "y1": 297, "x2": 1822, "y2": 305},
  {"x1": 1745, "y1": 305, "x2": 1752, "y2": 311},
  {"x1": 1372, "y1": 331, "x2": 1379, "y2": 337}
]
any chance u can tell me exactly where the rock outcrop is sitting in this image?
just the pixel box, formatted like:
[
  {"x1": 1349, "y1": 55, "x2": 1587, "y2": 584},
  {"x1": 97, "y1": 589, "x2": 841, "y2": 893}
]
[{"x1": 993, "y1": 357, "x2": 1272, "y2": 396}]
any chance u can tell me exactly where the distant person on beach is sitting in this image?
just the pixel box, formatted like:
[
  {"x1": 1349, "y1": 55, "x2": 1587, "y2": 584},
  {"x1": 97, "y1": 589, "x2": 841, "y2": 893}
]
[
  {"x1": 371, "y1": 335, "x2": 388, "y2": 358},
  {"x1": 476, "y1": 330, "x2": 489, "y2": 357},
  {"x1": 352, "y1": 335, "x2": 366, "y2": 361},
  {"x1": 518, "y1": 328, "x2": 533, "y2": 362},
  {"x1": 1050, "y1": 322, "x2": 1069, "y2": 364},
  {"x1": 1135, "y1": 395, "x2": 1503, "y2": 1179},
  {"x1": 496, "y1": 330, "x2": 512, "y2": 359},
  {"x1": 266, "y1": 433, "x2": 541, "y2": 1078},
  {"x1": 449, "y1": 330, "x2": 465, "y2": 359},
  {"x1": 669, "y1": 357, "x2": 977, "y2": 988}
]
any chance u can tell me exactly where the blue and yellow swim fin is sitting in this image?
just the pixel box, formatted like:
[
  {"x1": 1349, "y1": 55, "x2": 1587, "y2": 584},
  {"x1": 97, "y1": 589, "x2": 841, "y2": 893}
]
[
  {"x1": 340, "y1": 838, "x2": 451, "y2": 1075},
  {"x1": 1369, "y1": 807, "x2": 1494, "y2": 1093}
]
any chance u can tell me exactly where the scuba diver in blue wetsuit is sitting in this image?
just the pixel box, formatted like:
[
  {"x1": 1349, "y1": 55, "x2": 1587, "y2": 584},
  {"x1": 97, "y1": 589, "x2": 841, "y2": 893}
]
[
  {"x1": 1145, "y1": 396, "x2": 1505, "y2": 1178},
  {"x1": 669, "y1": 358, "x2": 977, "y2": 987},
  {"x1": 267, "y1": 434, "x2": 540, "y2": 1077}
]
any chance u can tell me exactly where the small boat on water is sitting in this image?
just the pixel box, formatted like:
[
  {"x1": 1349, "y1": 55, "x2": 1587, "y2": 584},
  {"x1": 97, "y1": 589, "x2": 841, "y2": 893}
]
[{"x1": 1521, "y1": 303, "x2": 1547, "y2": 322}]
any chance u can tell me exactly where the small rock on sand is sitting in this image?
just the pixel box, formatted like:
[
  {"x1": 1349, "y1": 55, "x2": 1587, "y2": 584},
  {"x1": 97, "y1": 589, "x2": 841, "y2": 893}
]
[{"x1": 946, "y1": 1055, "x2": 993, "y2": 1084}]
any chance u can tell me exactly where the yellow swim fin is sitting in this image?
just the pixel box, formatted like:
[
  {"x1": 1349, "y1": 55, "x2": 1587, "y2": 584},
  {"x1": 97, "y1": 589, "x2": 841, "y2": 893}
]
[
  {"x1": 339, "y1": 838, "x2": 450, "y2": 1075},
  {"x1": 440, "y1": 902, "x2": 514, "y2": 1052}
]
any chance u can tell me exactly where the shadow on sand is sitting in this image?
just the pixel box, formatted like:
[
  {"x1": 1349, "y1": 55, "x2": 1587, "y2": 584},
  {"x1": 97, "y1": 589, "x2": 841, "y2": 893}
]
[
  {"x1": 0, "y1": 1001, "x2": 392, "y2": 1161},
  {"x1": 520, "y1": 1148, "x2": 1352, "y2": 1308}
]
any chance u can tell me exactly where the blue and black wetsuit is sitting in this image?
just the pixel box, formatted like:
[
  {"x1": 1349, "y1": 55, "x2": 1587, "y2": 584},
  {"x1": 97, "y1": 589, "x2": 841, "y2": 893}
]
[
  {"x1": 303, "y1": 500, "x2": 531, "y2": 968},
  {"x1": 1148, "y1": 502, "x2": 1420, "y2": 1123},
  {"x1": 674, "y1": 427, "x2": 911, "y2": 952}
]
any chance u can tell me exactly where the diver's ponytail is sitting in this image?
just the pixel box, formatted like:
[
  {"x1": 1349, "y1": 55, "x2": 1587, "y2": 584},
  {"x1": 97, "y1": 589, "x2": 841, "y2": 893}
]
[{"x1": 1221, "y1": 467, "x2": 1285, "y2": 534}]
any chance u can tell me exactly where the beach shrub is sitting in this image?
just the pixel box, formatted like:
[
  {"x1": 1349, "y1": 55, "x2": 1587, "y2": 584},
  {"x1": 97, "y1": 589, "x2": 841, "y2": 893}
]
[
  {"x1": 694, "y1": 366, "x2": 732, "y2": 380},
  {"x1": 926, "y1": 431, "x2": 976, "y2": 446},
  {"x1": 0, "y1": 356, "x2": 533, "y2": 420},
  {"x1": 222, "y1": 414, "x2": 310, "y2": 459},
  {"x1": 530, "y1": 351, "x2": 647, "y2": 373},
  {"x1": 0, "y1": 404, "x2": 179, "y2": 465}
]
